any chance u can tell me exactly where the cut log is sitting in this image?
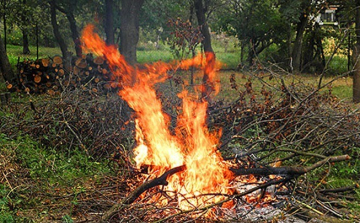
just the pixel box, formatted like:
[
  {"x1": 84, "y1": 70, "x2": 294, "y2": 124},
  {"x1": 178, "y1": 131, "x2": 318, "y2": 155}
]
[
  {"x1": 53, "y1": 55, "x2": 63, "y2": 65},
  {"x1": 34, "y1": 75, "x2": 42, "y2": 84},
  {"x1": 41, "y1": 58, "x2": 50, "y2": 67},
  {"x1": 12, "y1": 54, "x2": 114, "y2": 95},
  {"x1": 6, "y1": 83, "x2": 13, "y2": 90},
  {"x1": 58, "y1": 69, "x2": 65, "y2": 76},
  {"x1": 75, "y1": 58, "x2": 87, "y2": 69},
  {"x1": 93, "y1": 56, "x2": 104, "y2": 65}
]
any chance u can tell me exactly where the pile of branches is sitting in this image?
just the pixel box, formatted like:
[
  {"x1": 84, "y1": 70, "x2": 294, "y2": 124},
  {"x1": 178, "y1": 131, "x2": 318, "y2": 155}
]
[
  {"x1": 98, "y1": 69, "x2": 360, "y2": 222},
  {"x1": 1, "y1": 58, "x2": 359, "y2": 221},
  {"x1": 0, "y1": 88, "x2": 133, "y2": 159}
]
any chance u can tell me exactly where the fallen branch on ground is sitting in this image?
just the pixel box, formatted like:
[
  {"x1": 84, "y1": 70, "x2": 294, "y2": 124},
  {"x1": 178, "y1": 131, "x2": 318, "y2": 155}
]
[
  {"x1": 101, "y1": 165, "x2": 186, "y2": 222},
  {"x1": 230, "y1": 155, "x2": 350, "y2": 176}
]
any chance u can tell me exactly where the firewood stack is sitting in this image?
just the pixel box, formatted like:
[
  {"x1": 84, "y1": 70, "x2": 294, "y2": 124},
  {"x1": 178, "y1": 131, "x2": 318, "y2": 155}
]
[{"x1": 9, "y1": 54, "x2": 118, "y2": 96}]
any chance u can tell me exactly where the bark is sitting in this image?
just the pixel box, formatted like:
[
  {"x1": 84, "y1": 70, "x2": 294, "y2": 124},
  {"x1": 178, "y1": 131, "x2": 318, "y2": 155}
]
[
  {"x1": 105, "y1": 0, "x2": 115, "y2": 45},
  {"x1": 66, "y1": 8, "x2": 82, "y2": 57},
  {"x1": 49, "y1": 0, "x2": 68, "y2": 59},
  {"x1": 22, "y1": 30, "x2": 30, "y2": 54},
  {"x1": 353, "y1": 0, "x2": 360, "y2": 103},
  {"x1": 119, "y1": 0, "x2": 144, "y2": 65},
  {"x1": 21, "y1": 0, "x2": 30, "y2": 55},
  {"x1": 193, "y1": 0, "x2": 215, "y2": 102},
  {"x1": 193, "y1": 0, "x2": 213, "y2": 53},
  {"x1": 56, "y1": 3, "x2": 82, "y2": 57},
  {"x1": 292, "y1": 12, "x2": 308, "y2": 73},
  {"x1": 0, "y1": 34, "x2": 16, "y2": 83},
  {"x1": 3, "y1": 0, "x2": 7, "y2": 51}
]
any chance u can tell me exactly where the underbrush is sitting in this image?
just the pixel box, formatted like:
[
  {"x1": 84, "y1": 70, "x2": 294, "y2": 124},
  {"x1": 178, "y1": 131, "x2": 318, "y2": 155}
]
[{"x1": 0, "y1": 134, "x2": 118, "y2": 222}]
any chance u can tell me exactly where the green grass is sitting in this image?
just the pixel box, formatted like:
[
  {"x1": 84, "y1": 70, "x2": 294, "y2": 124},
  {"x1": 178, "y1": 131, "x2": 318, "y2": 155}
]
[
  {"x1": 6, "y1": 44, "x2": 62, "y2": 63},
  {"x1": 137, "y1": 49, "x2": 174, "y2": 63},
  {"x1": 0, "y1": 133, "x2": 112, "y2": 221}
]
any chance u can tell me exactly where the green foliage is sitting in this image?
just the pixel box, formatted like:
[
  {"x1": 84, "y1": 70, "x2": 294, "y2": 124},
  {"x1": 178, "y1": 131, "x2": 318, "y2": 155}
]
[
  {"x1": 5, "y1": 44, "x2": 62, "y2": 67},
  {"x1": 332, "y1": 85, "x2": 352, "y2": 100},
  {"x1": 62, "y1": 215, "x2": 74, "y2": 223},
  {"x1": 9, "y1": 136, "x2": 110, "y2": 186},
  {"x1": 331, "y1": 147, "x2": 360, "y2": 180},
  {"x1": 0, "y1": 133, "x2": 113, "y2": 220},
  {"x1": 0, "y1": 185, "x2": 15, "y2": 223},
  {"x1": 326, "y1": 55, "x2": 349, "y2": 75},
  {"x1": 216, "y1": 0, "x2": 287, "y2": 65}
]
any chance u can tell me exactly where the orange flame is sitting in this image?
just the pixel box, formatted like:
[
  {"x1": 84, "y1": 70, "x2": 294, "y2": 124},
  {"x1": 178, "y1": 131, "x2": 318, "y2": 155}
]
[{"x1": 82, "y1": 24, "x2": 233, "y2": 209}]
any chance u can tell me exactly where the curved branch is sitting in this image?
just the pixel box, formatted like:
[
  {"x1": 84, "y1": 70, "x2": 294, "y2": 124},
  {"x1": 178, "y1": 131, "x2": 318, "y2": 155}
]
[{"x1": 101, "y1": 165, "x2": 186, "y2": 222}]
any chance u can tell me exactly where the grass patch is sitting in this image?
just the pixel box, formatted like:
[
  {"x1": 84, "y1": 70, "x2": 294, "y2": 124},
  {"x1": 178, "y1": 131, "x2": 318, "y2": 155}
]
[
  {"x1": 137, "y1": 49, "x2": 174, "y2": 63},
  {"x1": 0, "y1": 133, "x2": 113, "y2": 221},
  {"x1": 6, "y1": 44, "x2": 62, "y2": 63}
]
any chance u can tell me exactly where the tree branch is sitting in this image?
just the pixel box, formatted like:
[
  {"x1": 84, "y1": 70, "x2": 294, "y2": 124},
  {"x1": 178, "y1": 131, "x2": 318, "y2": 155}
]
[
  {"x1": 230, "y1": 155, "x2": 350, "y2": 176},
  {"x1": 101, "y1": 165, "x2": 186, "y2": 222}
]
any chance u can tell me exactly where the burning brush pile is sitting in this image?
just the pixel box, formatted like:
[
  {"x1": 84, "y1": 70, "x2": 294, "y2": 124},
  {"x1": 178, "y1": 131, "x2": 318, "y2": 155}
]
[{"x1": 80, "y1": 25, "x2": 354, "y2": 222}]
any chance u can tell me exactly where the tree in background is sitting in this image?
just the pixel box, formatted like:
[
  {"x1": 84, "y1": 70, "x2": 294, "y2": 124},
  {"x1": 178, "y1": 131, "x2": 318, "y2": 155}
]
[
  {"x1": 218, "y1": 0, "x2": 285, "y2": 67},
  {"x1": 193, "y1": 0, "x2": 216, "y2": 102},
  {"x1": 0, "y1": 34, "x2": 16, "y2": 84},
  {"x1": 119, "y1": 0, "x2": 145, "y2": 65},
  {"x1": 353, "y1": 0, "x2": 360, "y2": 103},
  {"x1": 49, "y1": 0, "x2": 69, "y2": 59},
  {"x1": 55, "y1": 0, "x2": 83, "y2": 57},
  {"x1": 193, "y1": 0, "x2": 213, "y2": 54},
  {"x1": 20, "y1": 0, "x2": 30, "y2": 54},
  {"x1": 105, "y1": 0, "x2": 115, "y2": 45}
]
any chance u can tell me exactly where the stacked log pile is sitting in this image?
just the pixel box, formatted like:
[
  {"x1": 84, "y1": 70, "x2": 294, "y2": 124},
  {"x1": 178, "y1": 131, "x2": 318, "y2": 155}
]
[{"x1": 9, "y1": 55, "x2": 119, "y2": 96}]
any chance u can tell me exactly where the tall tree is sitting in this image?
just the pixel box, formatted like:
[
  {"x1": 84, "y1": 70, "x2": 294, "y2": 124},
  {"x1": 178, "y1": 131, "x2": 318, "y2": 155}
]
[
  {"x1": 193, "y1": 0, "x2": 213, "y2": 53},
  {"x1": 193, "y1": 0, "x2": 215, "y2": 102},
  {"x1": 0, "y1": 34, "x2": 16, "y2": 84},
  {"x1": 291, "y1": 2, "x2": 310, "y2": 73},
  {"x1": 353, "y1": 0, "x2": 360, "y2": 103},
  {"x1": 55, "y1": 1, "x2": 82, "y2": 57},
  {"x1": 120, "y1": 0, "x2": 144, "y2": 64},
  {"x1": 119, "y1": 0, "x2": 144, "y2": 65},
  {"x1": 21, "y1": 0, "x2": 30, "y2": 54},
  {"x1": 49, "y1": 0, "x2": 69, "y2": 59},
  {"x1": 105, "y1": 0, "x2": 115, "y2": 45},
  {"x1": 2, "y1": 0, "x2": 7, "y2": 50}
]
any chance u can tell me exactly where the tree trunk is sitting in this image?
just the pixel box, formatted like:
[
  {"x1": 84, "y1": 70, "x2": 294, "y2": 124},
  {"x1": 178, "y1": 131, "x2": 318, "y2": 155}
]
[
  {"x1": 3, "y1": 0, "x2": 6, "y2": 51},
  {"x1": 0, "y1": 34, "x2": 16, "y2": 84},
  {"x1": 119, "y1": 0, "x2": 144, "y2": 65},
  {"x1": 21, "y1": 0, "x2": 30, "y2": 54},
  {"x1": 193, "y1": 0, "x2": 215, "y2": 102},
  {"x1": 105, "y1": 0, "x2": 115, "y2": 45},
  {"x1": 292, "y1": 12, "x2": 308, "y2": 73},
  {"x1": 193, "y1": 0, "x2": 213, "y2": 53},
  {"x1": 54, "y1": 2, "x2": 82, "y2": 57},
  {"x1": 49, "y1": 0, "x2": 68, "y2": 59},
  {"x1": 353, "y1": 0, "x2": 360, "y2": 103},
  {"x1": 65, "y1": 7, "x2": 82, "y2": 57},
  {"x1": 247, "y1": 41, "x2": 255, "y2": 66},
  {"x1": 22, "y1": 30, "x2": 30, "y2": 54}
]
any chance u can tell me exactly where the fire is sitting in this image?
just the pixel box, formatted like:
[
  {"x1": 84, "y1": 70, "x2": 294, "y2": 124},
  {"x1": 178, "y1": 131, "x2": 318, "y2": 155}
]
[{"x1": 82, "y1": 24, "x2": 233, "y2": 209}]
